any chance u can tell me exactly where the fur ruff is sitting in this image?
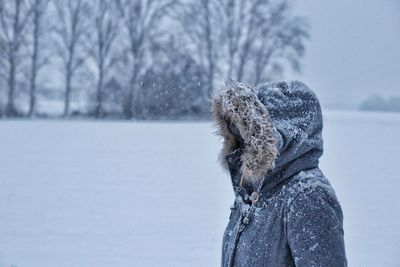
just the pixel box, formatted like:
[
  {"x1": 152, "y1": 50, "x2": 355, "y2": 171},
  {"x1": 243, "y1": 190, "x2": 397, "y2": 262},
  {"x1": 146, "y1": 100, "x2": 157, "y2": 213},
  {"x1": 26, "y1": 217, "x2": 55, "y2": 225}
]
[{"x1": 211, "y1": 81, "x2": 279, "y2": 186}]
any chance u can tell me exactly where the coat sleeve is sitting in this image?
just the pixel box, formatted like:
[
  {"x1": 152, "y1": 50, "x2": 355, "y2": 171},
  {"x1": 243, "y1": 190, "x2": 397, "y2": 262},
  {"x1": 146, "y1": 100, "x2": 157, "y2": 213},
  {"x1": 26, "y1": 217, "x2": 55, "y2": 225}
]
[{"x1": 287, "y1": 186, "x2": 347, "y2": 267}]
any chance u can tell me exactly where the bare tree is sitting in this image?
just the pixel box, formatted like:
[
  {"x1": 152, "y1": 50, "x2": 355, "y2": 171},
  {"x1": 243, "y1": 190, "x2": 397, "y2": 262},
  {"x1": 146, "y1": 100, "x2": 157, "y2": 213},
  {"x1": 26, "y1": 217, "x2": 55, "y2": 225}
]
[
  {"x1": 218, "y1": 0, "x2": 256, "y2": 82},
  {"x1": 218, "y1": 0, "x2": 309, "y2": 84},
  {"x1": 174, "y1": 0, "x2": 221, "y2": 97},
  {"x1": 0, "y1": 1, "x2": 5, "y2": 117},
  {"x1": 248, "y1": 2, "x2": 309, "y2": 84},
  {"x1": 177, "y1": 0, "x2": 308, "y2": 87},
  {"x1": 0, "y1": 0, "x2": 33, "y2": 116},
  {"x1": 27, "y1": 0, "x2": 50, "y2": 116},
  {"x1": 117, "y1": 0, "x2": 175, "y2": 118},
  {"x1": 88, "y1": 0, "x2": 120, "y2": 118},
  {"x1": 54, "y1": 0, "x2": 91, "y2": 117}
]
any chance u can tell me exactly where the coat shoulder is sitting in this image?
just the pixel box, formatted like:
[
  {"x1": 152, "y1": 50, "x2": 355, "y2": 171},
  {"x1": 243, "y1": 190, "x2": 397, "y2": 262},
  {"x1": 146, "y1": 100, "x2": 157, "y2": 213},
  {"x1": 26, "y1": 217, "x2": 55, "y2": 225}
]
[
  {"x1": 284, "y1": 169, "x2": 347, "y2": 266},
  {"x1": 282, "y1": 168, "x2": 339, "y2": 208}
]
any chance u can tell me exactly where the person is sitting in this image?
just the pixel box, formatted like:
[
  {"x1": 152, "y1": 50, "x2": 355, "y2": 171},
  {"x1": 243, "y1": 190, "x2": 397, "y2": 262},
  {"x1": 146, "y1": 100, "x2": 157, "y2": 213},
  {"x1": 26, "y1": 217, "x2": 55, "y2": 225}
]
[{"x1": 211, "y1": 80, "x2": 347, "y2": 267}]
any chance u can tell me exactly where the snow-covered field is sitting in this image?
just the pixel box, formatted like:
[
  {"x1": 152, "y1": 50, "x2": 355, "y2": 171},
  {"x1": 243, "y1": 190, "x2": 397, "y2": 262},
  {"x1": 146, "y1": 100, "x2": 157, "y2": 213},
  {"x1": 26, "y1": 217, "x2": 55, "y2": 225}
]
[{"x1": 0, "y1": 111, "x2": 399, "y2": 267}]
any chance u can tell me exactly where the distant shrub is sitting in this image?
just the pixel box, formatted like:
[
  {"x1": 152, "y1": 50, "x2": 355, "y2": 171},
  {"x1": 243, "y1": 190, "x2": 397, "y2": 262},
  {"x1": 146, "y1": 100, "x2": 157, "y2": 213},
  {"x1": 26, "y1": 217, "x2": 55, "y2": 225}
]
[{"x1": 360, "y1": 94, "x2": 400, "y2": 112}]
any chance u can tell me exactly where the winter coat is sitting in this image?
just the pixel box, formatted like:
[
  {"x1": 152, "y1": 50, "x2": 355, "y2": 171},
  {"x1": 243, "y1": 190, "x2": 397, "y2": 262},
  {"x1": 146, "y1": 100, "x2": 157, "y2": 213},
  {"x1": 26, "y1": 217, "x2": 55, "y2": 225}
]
[{"x1": 211, "y1": 80, "x2": 347, "y2": 267}]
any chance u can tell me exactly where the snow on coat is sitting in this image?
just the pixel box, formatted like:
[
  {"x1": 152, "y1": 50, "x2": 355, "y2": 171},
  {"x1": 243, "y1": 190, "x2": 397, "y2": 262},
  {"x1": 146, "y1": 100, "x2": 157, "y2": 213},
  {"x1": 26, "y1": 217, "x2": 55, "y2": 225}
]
[{"x1": 212, "y1": 80, "x2": 347, "y2": 267}]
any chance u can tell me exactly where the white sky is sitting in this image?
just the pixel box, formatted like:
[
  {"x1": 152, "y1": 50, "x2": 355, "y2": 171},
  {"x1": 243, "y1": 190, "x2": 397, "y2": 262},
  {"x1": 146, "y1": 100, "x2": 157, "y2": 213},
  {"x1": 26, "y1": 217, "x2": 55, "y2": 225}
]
[{"x1": 290, "y1": 0, "x2": 400, "y2": 109}]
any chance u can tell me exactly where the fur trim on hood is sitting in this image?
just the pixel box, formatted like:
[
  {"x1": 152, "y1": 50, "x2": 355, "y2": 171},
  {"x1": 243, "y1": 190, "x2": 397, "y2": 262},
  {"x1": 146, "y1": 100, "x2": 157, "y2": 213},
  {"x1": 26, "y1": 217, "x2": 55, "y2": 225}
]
[{"x1": 211, "y1": 80, "x2": 279, "y2": 186}]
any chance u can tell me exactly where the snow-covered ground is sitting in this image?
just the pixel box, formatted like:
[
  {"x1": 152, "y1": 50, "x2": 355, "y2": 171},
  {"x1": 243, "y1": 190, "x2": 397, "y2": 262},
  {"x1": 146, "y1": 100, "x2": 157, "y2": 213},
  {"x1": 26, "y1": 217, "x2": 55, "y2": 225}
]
[{"x1": 0, "y1": 111, "x2": 399, "y2": 267}]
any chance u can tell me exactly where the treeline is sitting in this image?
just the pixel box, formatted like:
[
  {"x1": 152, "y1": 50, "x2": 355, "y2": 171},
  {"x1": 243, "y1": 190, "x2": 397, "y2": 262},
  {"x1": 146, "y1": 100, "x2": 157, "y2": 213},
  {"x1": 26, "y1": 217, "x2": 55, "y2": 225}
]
[{"x1": 0, "y1": 0, "x2": 308, "y2": 119}]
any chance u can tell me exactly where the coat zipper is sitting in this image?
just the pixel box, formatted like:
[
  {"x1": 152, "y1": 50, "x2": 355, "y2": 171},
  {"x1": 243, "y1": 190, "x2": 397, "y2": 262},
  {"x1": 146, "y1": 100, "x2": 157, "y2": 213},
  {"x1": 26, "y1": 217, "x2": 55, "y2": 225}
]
[
  {"x1": 227, "y1": 189, "x2": 262, "y2": 267},
  {"x1": 227, "y1": 201, "x2": 254, "y2": 267}
]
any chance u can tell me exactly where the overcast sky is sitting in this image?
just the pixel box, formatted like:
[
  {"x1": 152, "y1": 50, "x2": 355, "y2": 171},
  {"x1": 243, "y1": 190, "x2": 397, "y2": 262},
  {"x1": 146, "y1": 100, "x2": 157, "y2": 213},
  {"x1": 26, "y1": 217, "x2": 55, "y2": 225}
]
[{"x1": 289, "y1": 0, "x2": 400, "y2": 109}]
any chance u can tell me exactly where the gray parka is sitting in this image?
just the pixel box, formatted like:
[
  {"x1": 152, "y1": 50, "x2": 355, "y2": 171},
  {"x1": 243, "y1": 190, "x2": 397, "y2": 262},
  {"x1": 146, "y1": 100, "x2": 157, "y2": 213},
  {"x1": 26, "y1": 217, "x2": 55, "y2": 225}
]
[{"x1": 211, "y1": 80, "x2": 347, "y2": 267}]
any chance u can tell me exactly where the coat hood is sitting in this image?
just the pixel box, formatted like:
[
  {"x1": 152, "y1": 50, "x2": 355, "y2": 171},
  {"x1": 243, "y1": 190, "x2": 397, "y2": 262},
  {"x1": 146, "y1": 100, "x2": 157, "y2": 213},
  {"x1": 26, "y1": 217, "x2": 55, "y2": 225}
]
[{"x1": 212, "y1": 80, "x2": 323, "y2": 190}]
